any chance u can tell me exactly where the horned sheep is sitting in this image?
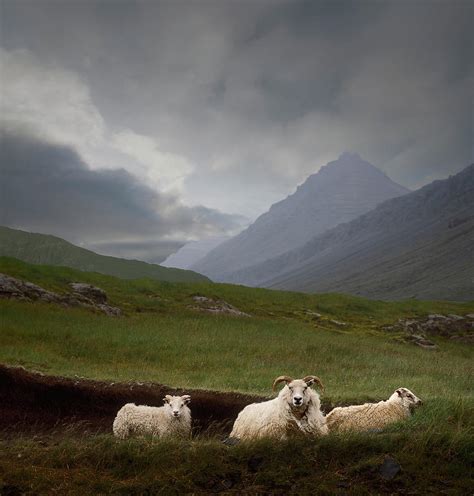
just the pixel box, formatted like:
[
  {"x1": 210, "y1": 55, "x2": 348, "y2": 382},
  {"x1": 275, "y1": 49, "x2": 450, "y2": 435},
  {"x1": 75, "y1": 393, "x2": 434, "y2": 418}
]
[
  {"x1": 326, "y1": 387, "x2": 422, "y2": 433},
  {"x1": 113, "y1": 395, "x2": 192, "y2": 439},
  {"x1": 230, "y1": 375, "x2": 328, "y2": 441}
]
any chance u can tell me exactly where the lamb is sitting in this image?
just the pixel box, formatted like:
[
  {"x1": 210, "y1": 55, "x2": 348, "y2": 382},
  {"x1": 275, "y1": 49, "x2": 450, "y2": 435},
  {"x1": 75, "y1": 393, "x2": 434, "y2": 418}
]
[
  {"x1": 230, "y1": 375, "x2": 328, "y2": 441},
  {"x1": 113, "y1": 394, "x2": 191, "y2": 439},
  {"x1": 326, "y1": 387, "x2": 422, "y2": 433}
]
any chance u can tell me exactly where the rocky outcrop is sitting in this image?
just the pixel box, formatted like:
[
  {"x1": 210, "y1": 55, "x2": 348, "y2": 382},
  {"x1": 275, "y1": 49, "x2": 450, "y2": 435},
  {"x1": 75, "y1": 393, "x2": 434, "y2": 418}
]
[
  {"x1": 188, "y1": 295, "x2": 250, "y2": 317},
  {"x1": 383, "y1": 313, "x2": 474, "y2": 348},
  {"x1": 0, "y1": 273, "x2": 121, "y2": 316}
]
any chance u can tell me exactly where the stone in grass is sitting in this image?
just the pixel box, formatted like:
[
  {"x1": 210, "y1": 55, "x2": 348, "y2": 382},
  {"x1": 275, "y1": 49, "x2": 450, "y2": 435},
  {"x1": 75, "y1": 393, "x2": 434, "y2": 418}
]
[
  {"x1": 379, "y1": 455, "x2": 401, "y2": 480},
  {"x1": 329, "y1": 319, "x2": 348, "y2": 327},
  {"x1": 222, "y1": 436, "x2": 240, "y2": 446}
]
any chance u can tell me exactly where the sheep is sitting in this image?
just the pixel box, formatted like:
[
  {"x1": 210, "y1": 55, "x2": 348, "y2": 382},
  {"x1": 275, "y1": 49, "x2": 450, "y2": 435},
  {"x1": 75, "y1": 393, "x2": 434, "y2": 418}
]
[
  {"x1": 326, "y1": 387, "x2": 422, "y2": 433},
  {"x1": 229, "y1": 375, "x2": 328, "y2": 441},
  {"x1": 113, "y1": 394, "x2": 191, "y2": 439}
]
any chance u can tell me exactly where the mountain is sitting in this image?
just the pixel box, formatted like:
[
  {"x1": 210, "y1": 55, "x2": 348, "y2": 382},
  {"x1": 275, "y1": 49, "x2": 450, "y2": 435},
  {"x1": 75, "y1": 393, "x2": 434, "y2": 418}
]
[
  {"x1": 230, "y1": 164, "x2": 474, "y2": 301},
  {"x1": 0, "y1": 226, "x2": 210, "y2": 283},
  {"x1": 192, "y1": 153, "x2": 409, "y2": 281},
  {"x1": 161, "y1": 236, "x2": 229, "y2": 270}
]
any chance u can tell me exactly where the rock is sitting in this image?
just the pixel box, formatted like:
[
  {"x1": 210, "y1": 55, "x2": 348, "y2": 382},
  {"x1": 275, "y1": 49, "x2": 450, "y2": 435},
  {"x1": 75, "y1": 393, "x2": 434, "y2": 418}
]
[
  {"x1": 404, "y1": 334, "x2": 437, "y2": 349},
  {"x1": 69, "y1": 283, "x2": 107, "y2": 304},
  {"x1": 305, "y1": 310, "x2": 322, "y2": 318},
  {"x1": 0, "y1": 273, "x2": 121, "y2": 316},
  {"x1": 450, "y1": 335, "x2": 474, "y2": 344},
  {"x1": 329, "y1": 319, "x2": 348, "y2": 327},
  {"x1": 383, "y1": 313, "x2": 474, "y2": 346},
  {"x1": 466, "y1": 314, "x2": 474, "y2": 319},
  {"x1": 447, "y1": 314, "x2": 464, "y2": 320},
  {"x1": 379, "y1": 455, "x2": 401, "y2": 480},
  {"x1": 222, "y1": 437, "x2": 240, "y2": 446},
  {"x1": 190, "y1": 295, "x2": 250, "y2": 317}
]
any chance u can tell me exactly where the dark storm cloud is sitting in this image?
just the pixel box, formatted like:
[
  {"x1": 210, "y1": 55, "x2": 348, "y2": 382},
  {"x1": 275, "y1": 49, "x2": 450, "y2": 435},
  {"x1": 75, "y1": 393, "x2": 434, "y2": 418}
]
[
  {"x1": 0, "y1": 131, "x2": 244, "y2": 260},
  {"x1": 1, "y1": 0, "x2": 472, "y2": 219}
]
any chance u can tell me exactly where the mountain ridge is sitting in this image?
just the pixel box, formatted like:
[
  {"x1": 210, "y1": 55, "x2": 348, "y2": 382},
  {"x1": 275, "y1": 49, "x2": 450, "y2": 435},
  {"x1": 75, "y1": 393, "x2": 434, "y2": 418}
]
[
  {"x1": 0, "y1": 226, "x2": 209, "y2": 283},
  {"x1": 227, "y1": 164, "x2": 474, "y2": 301},
  {"x1": 192, "y1": 153, "x2": 409, "y2": 280}
]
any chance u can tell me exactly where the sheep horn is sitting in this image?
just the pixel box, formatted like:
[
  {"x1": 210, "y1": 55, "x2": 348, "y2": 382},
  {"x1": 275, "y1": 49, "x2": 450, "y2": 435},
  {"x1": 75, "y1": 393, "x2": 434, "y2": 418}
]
[
  {"x1": 272, "y1": 376, "x2": 294, "y2": 391},
  {"x1": 303, "y1": 375, "x2": 324, "y2": 391}
]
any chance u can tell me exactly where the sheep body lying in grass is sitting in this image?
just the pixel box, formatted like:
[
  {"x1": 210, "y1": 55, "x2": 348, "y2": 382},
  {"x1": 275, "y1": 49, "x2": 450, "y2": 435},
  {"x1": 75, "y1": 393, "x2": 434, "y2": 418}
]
[
  {"x1": 230, "y1": 375, "x2": 328, "y2": 441},
  {"x1": 113, "y1": 395, "x2": 191, "y2": 439},
  {"x1": 326, "y1": 387, "x2": 422, "y2": 433}
]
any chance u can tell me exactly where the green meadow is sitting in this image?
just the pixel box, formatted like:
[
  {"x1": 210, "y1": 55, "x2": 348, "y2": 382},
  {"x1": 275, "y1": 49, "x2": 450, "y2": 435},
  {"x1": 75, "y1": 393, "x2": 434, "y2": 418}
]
[{"x1": 0, "y1": 257, "x2": 473, "y2": 494}]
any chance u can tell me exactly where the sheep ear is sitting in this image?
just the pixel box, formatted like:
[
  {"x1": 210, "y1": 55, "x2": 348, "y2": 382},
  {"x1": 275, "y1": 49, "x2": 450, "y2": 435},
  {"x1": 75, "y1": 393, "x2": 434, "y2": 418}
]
[
  {"x1": 396, "y1": 389, "x2": 403, "y2": 397},
  {"x1": 182, "y1": 395, "x2": 191, "y2": 404},
  {"x1": 163, "y1": 395, "x2": 172, "y2": 404}
]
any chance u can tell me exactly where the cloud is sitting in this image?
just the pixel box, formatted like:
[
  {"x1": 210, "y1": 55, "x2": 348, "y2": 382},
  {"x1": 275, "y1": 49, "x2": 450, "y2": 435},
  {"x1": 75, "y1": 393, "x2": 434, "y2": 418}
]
[
  {"x1": 1, "y1": 0, "x2": 472, "y2": 220},
  {"x1": 0, "y1": 47, "x2": 195, "y2": 196},
  {"x1": 0, "y1": 131, "x2": 246, "y2": 261}
]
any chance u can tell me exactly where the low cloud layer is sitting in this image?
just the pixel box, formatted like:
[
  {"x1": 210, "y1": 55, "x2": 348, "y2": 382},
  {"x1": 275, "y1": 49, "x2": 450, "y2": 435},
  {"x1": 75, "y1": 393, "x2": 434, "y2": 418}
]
[{"x1": 0, "y1": 131, "x2": 245, "y2": 261}]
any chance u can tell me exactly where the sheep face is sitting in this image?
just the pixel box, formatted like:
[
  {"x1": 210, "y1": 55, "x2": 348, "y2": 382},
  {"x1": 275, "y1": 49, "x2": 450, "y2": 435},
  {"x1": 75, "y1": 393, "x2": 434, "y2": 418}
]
[
  {"x1": 163, "y1": 395, "x2": 191, "y2": 418},
  {"x1": 392, "y1": 388, "x2": 422, "y2": 411},
  {"x1": 286, "y1": 379, "x2": 311, "y2": 408}
]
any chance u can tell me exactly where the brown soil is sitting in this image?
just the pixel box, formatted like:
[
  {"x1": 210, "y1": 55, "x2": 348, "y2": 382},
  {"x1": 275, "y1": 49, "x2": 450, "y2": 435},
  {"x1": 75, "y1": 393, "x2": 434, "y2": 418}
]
[{"x1": 0, "y1": 364, "x2": 265, "y2": 437}]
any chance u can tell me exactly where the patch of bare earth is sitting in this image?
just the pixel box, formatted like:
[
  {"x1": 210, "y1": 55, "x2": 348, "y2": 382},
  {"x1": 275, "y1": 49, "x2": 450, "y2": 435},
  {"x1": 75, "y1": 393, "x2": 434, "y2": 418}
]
[{"x1": 0, "y1": 364, "x2": 264, "y2": 437}]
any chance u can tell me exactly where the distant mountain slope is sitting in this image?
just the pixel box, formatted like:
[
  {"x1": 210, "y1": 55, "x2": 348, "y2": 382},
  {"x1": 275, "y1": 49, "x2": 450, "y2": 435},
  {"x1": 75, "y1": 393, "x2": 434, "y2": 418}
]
[
  {"x1": 161, "y1": 236, "x2": 229, "y2": 269},
  {"x1": 232, "y1": 164, "x2": 474, "y2": 301},
  {"x1": 0, "y1": 227, "x2": 210, "y2": 283},
  {"x1": 192, "y1": 153, "x2": 409, "y2": 281}
]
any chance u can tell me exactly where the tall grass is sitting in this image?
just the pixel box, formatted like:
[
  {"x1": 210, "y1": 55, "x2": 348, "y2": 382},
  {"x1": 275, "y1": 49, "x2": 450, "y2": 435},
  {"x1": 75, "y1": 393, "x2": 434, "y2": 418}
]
[{"x1": 1, "y1": 300, "x2": 472, "y2": 403}]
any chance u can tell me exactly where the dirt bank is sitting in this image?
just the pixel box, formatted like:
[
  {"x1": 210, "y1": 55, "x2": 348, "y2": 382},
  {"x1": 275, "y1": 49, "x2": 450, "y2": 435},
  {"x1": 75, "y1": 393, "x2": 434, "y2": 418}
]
[{"x1": 0, "y1": 364, "x2": 265, "y2": 436}]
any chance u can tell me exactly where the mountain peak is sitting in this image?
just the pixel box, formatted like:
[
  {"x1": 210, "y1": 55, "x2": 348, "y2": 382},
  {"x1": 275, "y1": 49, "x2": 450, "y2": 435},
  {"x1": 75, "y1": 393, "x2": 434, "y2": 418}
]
[
  {"x1": 192, "y1": 155, "x2": 410, "y2": 280},
  {"x1": 338, "y1": 151, "x2": 363, "y2": 161}
]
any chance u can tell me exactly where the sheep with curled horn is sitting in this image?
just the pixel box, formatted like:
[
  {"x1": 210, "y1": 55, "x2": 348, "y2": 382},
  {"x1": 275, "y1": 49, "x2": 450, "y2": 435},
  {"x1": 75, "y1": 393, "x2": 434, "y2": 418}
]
[{"x1": 229, "y1": 375, "x2": 328, "y2": 441}]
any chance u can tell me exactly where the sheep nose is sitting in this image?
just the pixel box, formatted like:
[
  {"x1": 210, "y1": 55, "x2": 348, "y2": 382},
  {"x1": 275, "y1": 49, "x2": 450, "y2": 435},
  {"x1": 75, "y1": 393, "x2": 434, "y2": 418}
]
[
  {"x1": 294, "y1": 396, "x2": 303, "y2": 404},
  {"x1": 173, "y1": 411, "x2": 179, "y2": 416}
]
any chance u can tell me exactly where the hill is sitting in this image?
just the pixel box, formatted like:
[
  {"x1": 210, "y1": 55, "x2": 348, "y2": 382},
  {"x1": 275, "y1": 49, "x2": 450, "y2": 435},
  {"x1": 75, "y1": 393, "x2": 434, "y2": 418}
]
[
  {"x1": 0, "y1": 226, "x2": 209, "y2": 283},
  {"x1": 192, "y1": 152, "x2": 409, "y2": 281},
  {"x1": 232, "y1": 164, "x2": 474, "y2": 301}
]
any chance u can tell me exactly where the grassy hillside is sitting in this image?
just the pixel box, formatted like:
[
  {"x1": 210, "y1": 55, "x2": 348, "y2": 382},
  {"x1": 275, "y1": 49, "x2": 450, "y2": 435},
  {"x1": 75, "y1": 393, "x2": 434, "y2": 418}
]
[
  {"x1": 0, "y1": 226, "x2": 209, "y2": 283},
  {"x1": 0, "y1": 258, "x2": 473, "y2": 494}
]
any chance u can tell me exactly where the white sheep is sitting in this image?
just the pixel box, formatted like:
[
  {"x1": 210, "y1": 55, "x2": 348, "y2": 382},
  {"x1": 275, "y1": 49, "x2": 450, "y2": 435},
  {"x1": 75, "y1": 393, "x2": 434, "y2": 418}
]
[
  {"x1": 113, "y1": 394, "x2": 191, "y2": 439},
  {"x1": 230, "y1": 375, "x2": 328, "y2": 441},
  {"x1": 326, "y1": 387, "x2": 422, "y2": 433}
]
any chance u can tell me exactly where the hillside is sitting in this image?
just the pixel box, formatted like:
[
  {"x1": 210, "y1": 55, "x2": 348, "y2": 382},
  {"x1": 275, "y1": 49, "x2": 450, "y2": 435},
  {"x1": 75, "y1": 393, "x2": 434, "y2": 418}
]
[
  {"x1": 0, "y1": 226, "x2": 209, "y2": 283},
  {"x1": 231, "y1": 164, "x2": 474, "y2": 301},
  {"x1": 0, "y1": 258, "x2": 473, "y2": 494},
  {"x1": 162, "y1": 235, "x2": 229, "y2": 269},
  {"x1": 192, "y1": 153, "x2": 409, "y2": 281}
]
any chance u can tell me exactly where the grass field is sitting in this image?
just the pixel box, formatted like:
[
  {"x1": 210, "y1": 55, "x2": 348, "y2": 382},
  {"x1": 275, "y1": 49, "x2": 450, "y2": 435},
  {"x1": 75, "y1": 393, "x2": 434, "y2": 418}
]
[{"x1": 0, "y1": 257, "x2": 473, "y2": 494}]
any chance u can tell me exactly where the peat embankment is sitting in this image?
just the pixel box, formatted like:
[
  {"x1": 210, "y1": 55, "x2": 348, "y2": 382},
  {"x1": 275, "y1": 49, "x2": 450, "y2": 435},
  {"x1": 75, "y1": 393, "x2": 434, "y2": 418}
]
[{"x1": 0, "y1": 365, "x2": 265, "y2": 436}]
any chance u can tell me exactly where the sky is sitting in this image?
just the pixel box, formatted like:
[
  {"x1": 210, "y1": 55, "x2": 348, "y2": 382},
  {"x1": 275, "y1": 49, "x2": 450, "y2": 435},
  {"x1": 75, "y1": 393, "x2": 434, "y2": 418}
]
[{"x1": 0, "y1": 0, "x2": 472, "y2": 262}]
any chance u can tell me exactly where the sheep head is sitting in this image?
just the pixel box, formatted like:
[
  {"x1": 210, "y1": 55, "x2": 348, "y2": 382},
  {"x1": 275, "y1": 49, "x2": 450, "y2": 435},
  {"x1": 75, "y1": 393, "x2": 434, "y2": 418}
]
[
  {"x1": 163, "y1": 395, "x2": 191, "y2": 418},
  {"x1": 391, "y1": 387, "x2": 422, "y2": 411},
  {"x1": 272, "y1": 375, "x2": 324, "y2": 410}
]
